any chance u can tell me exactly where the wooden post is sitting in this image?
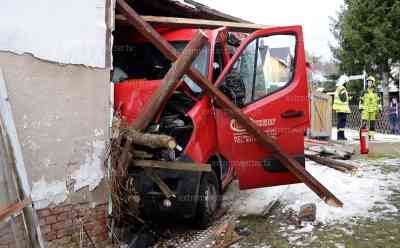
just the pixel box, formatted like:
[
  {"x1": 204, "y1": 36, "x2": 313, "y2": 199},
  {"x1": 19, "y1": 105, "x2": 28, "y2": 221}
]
[
  {"x1": 132, "y1": 31, "x2": 208, "y2": 130},
  {"x1": 116, "y1": 0, "x2": 343, "y2": 207},
  {"x1": 117, "y1": 30, "x2": 208, "y2": 172}
]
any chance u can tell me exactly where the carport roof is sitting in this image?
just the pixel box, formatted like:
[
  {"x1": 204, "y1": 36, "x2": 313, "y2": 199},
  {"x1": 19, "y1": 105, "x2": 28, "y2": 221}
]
[{"x1": 122, "y1": 0, "x2": 250, "y2": 23}]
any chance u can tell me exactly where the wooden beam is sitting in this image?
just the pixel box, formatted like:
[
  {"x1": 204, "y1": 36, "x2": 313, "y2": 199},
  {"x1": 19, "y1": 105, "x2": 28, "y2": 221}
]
[
  {"x1": 115, "y1": 15, "x2": 271, "y2": 33},
  {"x1": 125, "y1": 129, "x2": 177, "y2": 150},
  {"x1": 306, "y1": 154, "x2": 358, "y2": 173},
  {"x1": 133, "y1": 160, "x2": 212, "y2": 172},
  {"x1": 0, "y1": 197, "x2": 32, "y2": 221},
  {"x1": 116, "y1": 0, "x2": 343, "y2": 208},
  {"x1": 117, "y1": 31, "x2": 207, "y2": 173},
  {"x1": 144, "y1": 169, "x2": 176, "y2": 199},
  {"x1": 132, "y1": 31, "x2": 208, "y2": 130}
]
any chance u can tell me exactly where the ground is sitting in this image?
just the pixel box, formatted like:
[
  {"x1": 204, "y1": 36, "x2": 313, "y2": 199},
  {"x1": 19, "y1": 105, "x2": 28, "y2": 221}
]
[
  {"x1": 226, "y1": 131, "x2": 400, "y2": 248},
  {"x1": 154, "y1": 131, "x2": 400, "y2": 248}
]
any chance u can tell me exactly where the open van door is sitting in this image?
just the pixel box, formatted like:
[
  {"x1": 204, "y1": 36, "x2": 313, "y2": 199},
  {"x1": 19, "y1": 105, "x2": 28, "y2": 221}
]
[{"x1": 214, "y1": 26, "x2": 310, "y2": 190}]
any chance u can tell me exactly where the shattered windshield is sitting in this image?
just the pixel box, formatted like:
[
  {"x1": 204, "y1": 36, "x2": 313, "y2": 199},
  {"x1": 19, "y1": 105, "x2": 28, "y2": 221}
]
[{"x1": 114, "y1": 41, "x2": 208, "y2": 93}]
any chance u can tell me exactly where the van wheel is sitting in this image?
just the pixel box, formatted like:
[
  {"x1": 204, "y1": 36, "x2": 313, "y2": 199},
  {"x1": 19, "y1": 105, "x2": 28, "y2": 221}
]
[{"x1": 196, "y1": 171, "x2": 222, "y2": 228}]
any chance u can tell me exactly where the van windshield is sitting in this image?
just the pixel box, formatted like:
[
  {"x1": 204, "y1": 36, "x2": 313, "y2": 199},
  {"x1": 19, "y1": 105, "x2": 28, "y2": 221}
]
[{"x1": 114, "y1": 41, "x2": 209, "y2": 93}]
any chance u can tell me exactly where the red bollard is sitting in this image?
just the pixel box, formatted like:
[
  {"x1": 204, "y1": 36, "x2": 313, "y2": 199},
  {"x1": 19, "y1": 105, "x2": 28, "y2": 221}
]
[{"x1": 360, "y1": 127, "x2": 369, "y2": 154}]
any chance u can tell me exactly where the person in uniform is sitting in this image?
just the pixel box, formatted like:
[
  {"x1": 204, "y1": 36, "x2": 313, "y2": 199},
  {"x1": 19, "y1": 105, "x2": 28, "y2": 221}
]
[
  {"x1": 333, "y1": 75, "x2": 351, "y2": 140},
  {"x1": 359, "y1": 76, "x2": 382, "y2": 140}
]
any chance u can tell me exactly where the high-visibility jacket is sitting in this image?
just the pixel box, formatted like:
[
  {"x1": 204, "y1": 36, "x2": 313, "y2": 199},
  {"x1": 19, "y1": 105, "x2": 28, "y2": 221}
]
[
  {"x1": 359, "y1": 89, "x2": 381, "y2": 113},
  {"x1": 333, "y1": 86, "x2": 351, "y2": 113}
]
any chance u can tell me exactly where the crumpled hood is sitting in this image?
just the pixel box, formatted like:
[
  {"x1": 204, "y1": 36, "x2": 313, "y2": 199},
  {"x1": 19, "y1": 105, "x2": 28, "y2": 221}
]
[{"x1": 114, "y1": 79, "x2": 162, "y2": 124}]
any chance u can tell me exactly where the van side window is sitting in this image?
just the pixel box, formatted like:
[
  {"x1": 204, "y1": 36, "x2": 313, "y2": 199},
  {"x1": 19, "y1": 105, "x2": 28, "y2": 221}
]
[{"x1": 219, "y1": 34, "x2": 296, "y2": 107}]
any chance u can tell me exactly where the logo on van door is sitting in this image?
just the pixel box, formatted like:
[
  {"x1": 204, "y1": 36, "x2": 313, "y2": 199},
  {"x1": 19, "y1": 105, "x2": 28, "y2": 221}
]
[
  {"x1": 230, "y1": 118, "x2": 276, "y2": 133},
  {"x1": 230, "y1": 118, "x2": 277, "y2": 144}
]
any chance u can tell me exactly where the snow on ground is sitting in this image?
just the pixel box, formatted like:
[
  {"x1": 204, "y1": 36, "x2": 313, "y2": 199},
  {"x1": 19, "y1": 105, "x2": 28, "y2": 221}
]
[
  {"x1": 331, "y1": 128, "x2": 400, "y2": 144},
  {"x1": 233, "y1": 160, "x2": 399, "y2": 224}
]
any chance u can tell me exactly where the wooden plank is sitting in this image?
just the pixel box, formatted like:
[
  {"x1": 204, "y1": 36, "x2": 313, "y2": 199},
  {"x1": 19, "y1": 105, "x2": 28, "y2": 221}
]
[
  {"x1": 310, "y1": 92, "x2": 332, "y2": 138},
  {"x1": 144, "y1": 169, "x2": 176, "y2": 199},
  {"x1": 133, "y1": 160, "x2": 212, "y2": 172},
  {"x1": 0, "y1": 197, "x2": 32, "y2": 221},
  {"x1": 115, "y1": 15, "x2": 271, "y2": 33},
  {"x1": 116, "y1": 0, "x2": 343, "y2": 208},
  {"x1": 306, "y1": 154, "x2": 358, "y2": 172}
]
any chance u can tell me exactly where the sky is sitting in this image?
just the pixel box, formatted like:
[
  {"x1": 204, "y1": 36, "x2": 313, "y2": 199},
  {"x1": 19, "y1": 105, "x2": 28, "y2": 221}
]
[{"x1": 195, "y1": 0, "x2": 344, "y2": 62}]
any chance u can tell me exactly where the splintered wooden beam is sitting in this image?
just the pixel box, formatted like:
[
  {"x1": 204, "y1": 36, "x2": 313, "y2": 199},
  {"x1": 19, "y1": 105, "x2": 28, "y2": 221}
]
[
  {"x1": 133, "y1": 160, "x2": 212, "y2": 172},
  {"x1": 116, "y1": 0, "x2": 343, "y2": 208},
  {"x1": 116, "y1": 15, "x2": 271, "y2": 33},
  {"x1": 125, "y1": 129, "x2": 177, "y2": 150}
]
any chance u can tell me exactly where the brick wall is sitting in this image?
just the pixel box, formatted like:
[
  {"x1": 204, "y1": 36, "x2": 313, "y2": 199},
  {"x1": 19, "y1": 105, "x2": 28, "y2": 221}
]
[{"x1": 37, "y1": 203, "x2": 111, "y2": 248}]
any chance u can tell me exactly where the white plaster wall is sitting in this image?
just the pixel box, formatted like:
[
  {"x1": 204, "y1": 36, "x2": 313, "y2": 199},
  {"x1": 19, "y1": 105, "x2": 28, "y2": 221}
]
[
  {"x1": 0, "y1": 0, "x2": 107, "y2": 68},
  {"x1": 0, "y1": 52, "x2": 110, "y2": 208}
]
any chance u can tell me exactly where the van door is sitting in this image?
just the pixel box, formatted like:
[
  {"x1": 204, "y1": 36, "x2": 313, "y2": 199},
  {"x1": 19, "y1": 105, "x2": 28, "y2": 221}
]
[{"x1": 214, "y1": 26, "x2": 310, "y2": 190}]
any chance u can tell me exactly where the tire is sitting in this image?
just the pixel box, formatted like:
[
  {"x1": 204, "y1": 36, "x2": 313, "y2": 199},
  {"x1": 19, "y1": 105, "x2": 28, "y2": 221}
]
[{"x1": 195, "y1": 171, "x2": 222, "y2": 228}]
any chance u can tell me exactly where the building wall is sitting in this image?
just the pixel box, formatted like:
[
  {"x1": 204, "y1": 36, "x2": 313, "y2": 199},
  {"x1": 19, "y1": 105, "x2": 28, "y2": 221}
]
[
  {"x1": 0, "y1": 51, "x2": 111, "y2": 247},
  {"x1": 0, "y1": 0, "x2": 108, "y2": 68}
]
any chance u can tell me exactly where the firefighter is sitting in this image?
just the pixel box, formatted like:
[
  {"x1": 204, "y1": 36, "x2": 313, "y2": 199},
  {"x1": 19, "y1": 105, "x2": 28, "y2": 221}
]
[
  {"x1": 333, "y1": 75, "x2": 351, "y2": 140},
  {"x1": 359, "y1": 76, "x2": 382, "y2": 140}
]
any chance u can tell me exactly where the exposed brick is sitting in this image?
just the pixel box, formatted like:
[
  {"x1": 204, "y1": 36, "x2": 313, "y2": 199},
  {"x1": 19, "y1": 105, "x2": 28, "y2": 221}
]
[
  {"x1": 56, "y1": 212, "x2": 70, "y2": 222},
  {"x1": 44, "y1": 232, "x2": 57, "y2": 242},
  {"x1": 56, "y1": 227, "x2": 73, "y2": 239},
  {"x1": 45, "y1": 216, "x2": 58, "y2": 225},
  {"x1": 39, "y1": 203, "x2": 110, "y2": 247},
  {"x1": 37, "y1": 209, "x2": 51, "y2": 218},
  {"x1": 52, "y1": 220, "x2": 73, "y2": 232}
]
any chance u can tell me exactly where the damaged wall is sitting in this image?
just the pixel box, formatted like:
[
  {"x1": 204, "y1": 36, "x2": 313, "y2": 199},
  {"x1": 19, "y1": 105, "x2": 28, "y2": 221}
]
[
  {"x1": 0, "y1": 52, "x2": 110, "y2": 209},
  {"x1": 0, "y1": 0, "x2": 108, "y2": 68}
]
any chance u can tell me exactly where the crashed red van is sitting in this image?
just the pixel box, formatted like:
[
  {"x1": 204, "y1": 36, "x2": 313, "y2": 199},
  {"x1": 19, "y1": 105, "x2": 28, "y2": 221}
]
[{"x1": 113, "y1": 26, "x2": 310, "y2": 226}]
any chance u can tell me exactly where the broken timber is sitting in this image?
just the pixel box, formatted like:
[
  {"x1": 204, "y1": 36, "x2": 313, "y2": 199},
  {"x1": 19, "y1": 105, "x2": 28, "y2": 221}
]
[
  {"x1": 0, "y1": 197, "x2": 32, "y2": 221},
  {"x1": 116, "y1": 0, "x2": 343, "y2": 207},
  {"x1": 125, "y1": 129, "x2": 177, "y2": 150},
  {"x1": 144, "y1": 168, "x2": 176, "y2": 199},
  {"x1": 133, "y1": 160, "x2": 212, "y2": 172},
  {"x1": 306, "y1": 154, "x2": 358, "y2": 173},
  {"x1": 115, "y1": 15, "x2": 271, "y2": 33}
]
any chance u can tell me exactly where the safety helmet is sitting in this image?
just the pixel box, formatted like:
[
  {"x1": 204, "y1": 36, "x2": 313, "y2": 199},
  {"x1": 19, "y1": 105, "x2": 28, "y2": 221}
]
[
  {"x1": 367, "y1": 76, "x2": 376, "y2": 88},
  {"x1": 367, "y1": 76, "x2": 376, "y2": 83},
  {"x1": 336, "y1": 75, "x2": 350, "y2": 87}
]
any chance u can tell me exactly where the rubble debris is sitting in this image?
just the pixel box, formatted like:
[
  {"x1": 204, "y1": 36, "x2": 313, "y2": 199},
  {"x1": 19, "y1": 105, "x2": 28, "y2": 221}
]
[
  {"x1": 213, "y1": 222, "x2": 243, "y2": 248},
  {"x1": 299, "y1": 203, "x2": 317, "y2": 222},
  {"x1": 305, "y1": 140, "x2": 355, "y2": 160},
  {"x1": 261, "y1": 199, "x2": 280, "y2": 217},
  {"x1": 234, "y1": 224, "x2": 252, "y2": 237}
]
